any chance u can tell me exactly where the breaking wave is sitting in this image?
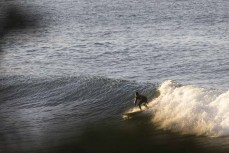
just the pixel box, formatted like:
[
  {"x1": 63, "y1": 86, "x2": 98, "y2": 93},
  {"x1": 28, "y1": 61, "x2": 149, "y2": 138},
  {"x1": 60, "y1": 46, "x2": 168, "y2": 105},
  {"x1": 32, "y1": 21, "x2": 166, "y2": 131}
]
[{"x1": 150, "y1": 80, "x2": 229, "y2": 137}]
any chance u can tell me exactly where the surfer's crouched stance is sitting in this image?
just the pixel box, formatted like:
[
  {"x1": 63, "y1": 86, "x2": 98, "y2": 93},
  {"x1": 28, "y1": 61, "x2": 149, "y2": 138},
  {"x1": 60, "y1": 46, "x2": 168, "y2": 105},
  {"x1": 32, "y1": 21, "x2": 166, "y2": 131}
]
[{"x1": 134, "y1": 92, "x2": 148, "y2": 110}]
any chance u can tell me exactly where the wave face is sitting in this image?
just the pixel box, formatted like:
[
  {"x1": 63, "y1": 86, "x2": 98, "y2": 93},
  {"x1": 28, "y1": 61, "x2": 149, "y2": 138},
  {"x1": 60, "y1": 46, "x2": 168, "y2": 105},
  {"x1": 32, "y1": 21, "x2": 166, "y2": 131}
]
[
  {"x1": 0, "y1": 75, "x2": 157, "y2": 152},
  {"x1": 151, "y1": 80, "x2": 229, "y2": 137},
  {"x1": 2, "y1": 76, "x2": 229, "y2": 153}
]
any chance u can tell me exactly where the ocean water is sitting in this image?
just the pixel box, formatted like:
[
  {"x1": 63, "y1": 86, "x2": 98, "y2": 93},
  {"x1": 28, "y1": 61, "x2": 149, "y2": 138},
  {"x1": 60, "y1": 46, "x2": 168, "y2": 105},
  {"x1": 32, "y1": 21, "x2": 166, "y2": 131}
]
[{"x1": 1, "y1": 0, "x2": 229, "y2": 152}]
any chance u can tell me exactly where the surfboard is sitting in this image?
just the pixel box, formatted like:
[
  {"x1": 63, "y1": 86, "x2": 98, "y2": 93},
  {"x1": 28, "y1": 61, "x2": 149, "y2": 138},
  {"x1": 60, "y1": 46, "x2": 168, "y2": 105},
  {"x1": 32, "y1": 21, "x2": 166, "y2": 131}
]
[
  {"x1": 123, "y1": 110, "x2": 143, "y2": 116},
  {"x1": 122, "y1": 109, "x2": 147, "y2": 120}
]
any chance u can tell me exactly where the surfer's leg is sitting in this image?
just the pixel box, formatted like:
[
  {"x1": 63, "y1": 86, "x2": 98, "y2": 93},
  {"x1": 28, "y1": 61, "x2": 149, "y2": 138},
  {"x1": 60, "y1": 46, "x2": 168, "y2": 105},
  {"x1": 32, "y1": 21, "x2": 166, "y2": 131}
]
[
  {"x1": 143, "y1": 103, "x2": 149, "y2": 109},
  {"x1": 138, "y1": 104, "x2": 142, "y2": 110}
]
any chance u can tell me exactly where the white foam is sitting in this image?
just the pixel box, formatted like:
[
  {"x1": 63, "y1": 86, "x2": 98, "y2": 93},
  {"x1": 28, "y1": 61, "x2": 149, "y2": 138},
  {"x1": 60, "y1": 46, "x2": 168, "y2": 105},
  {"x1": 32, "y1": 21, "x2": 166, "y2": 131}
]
[{"x1": 149, "y1": 80, "x2": 229, "y2": 137}]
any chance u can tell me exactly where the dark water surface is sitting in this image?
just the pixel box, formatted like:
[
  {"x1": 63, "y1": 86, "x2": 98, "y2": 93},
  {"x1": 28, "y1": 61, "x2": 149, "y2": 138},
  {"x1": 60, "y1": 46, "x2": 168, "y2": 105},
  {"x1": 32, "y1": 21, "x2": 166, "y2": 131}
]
[{"x1": 1, "y1": 0, "x2": 229, "y2": 152}]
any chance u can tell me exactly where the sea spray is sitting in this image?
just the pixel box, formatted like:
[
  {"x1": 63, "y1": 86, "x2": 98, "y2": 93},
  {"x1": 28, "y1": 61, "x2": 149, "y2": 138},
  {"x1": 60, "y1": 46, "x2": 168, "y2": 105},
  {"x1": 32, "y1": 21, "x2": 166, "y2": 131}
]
[{"x1": 150, "y1": 80, "x2": 229, "y2": 137}]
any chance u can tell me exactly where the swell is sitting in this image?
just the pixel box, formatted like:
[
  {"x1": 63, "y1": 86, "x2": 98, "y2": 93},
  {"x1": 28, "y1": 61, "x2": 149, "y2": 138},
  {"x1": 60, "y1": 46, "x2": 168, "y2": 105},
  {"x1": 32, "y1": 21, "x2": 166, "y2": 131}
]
[
  {"x1": 0, "y1": 75, "x2": 157, "y2": 127},
  {"x1": 0, "y1": 75, "x2": 157, "y2": 151}
]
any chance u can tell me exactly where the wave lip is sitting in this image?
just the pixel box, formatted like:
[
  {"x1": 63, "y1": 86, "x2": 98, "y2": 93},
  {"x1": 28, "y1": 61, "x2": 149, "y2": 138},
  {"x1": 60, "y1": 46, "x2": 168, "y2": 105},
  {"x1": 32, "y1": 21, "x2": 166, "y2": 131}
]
[{"x1": 151, "y1": 80, "x2": 229, "y2": 137}]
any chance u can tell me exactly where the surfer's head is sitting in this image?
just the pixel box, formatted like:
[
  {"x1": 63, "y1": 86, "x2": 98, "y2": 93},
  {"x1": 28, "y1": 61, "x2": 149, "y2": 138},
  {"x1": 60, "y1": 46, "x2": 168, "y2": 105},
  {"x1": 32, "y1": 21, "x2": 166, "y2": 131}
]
[{"x1": 135, "y1": 92, "x2": 139, "y2": 96}]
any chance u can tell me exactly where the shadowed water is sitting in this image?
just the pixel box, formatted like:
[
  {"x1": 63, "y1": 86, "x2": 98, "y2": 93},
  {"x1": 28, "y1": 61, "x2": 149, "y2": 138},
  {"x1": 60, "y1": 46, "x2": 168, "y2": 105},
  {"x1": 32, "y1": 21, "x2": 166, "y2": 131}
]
[{"x1": 1, "y1": 0, "x2": 229, "y2": 153}]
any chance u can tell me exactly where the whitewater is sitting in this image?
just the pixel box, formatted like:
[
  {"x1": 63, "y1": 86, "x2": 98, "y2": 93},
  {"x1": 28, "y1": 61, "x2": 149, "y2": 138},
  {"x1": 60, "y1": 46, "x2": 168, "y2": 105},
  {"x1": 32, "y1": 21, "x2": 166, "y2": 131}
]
[{"x1": 149, "y1": 80, "x2": 229, "y2": 137}]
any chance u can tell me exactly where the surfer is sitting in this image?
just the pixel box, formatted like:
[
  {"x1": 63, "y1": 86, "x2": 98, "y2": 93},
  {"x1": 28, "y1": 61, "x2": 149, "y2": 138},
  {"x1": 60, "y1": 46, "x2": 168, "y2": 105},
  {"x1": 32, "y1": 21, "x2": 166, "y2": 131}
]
[{"x1": 134, "y1": 92, "x2": 148, "y2": 110}]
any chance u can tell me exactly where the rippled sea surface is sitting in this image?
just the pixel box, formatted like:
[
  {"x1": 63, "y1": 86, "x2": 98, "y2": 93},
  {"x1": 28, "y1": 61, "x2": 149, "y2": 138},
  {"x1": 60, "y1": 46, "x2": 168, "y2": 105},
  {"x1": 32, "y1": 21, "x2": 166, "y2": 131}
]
[{"x1": 1, "y1": 0, "x2": 229, "y2": 153}]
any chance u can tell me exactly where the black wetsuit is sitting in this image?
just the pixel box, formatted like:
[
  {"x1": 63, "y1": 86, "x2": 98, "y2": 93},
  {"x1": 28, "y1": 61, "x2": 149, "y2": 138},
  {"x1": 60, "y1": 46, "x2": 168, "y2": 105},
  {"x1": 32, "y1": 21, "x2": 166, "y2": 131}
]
[{"x1": 134, "y1": 93, "x2": 148, "y2": 110}]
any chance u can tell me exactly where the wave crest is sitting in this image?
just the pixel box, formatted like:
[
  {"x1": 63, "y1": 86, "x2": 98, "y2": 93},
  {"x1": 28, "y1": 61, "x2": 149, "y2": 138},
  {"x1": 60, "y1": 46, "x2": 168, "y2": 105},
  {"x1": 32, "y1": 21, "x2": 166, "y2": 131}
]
[{"x1": 150, "y1": 80, "x2": 229, "y2": 137}]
